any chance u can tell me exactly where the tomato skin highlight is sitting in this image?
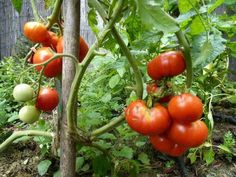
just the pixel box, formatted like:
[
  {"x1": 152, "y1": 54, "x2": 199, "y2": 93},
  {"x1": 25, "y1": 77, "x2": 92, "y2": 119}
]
[
  {"x1": 56, "y1": 36, "x2": 89, "y2": 62},
  {"x1": 33, "y1": 47, "x2": 62, "y2": 78},
  {"x1": 13, "y1": 84, "x2": 34, "y2": 102},
  {"x1": 150, "y1": 135, "x2": 188, "y2": 157},
  {"x1": 125, "y1": 100, "x2": 171, "y2": 135},
  {"x1": 147, "y1": 51, "x2": 186, "y2": 80},
  {"x1": 19, "y1": 105, "x2": 40, "y2": 124},
  {"x1": 167, "y1": 120, "x2": 208, "y2": 148},
  {"x1": 23, "y1": 22, "x2": 48, "y2": 43},
  {"x1": 168, "y1": 93, "x2": 203, "y2": 123},
  {"x1": 36, "y1": 88, "x2": 59, "y2": 112}
]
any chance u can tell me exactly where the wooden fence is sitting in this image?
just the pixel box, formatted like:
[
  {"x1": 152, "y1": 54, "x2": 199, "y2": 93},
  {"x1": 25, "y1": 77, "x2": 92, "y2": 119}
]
[{"x1": 0, "y1": 0, "x2": 95, "y2": 59}]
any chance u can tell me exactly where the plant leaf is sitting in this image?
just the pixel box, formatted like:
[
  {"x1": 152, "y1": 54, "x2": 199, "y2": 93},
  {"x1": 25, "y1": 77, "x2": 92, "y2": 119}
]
[
  {"x1": 109, "y1": 74, "x2": 120, "y2": 88},
  {"x1": 11, "y1": 0, "x2": 23, "y2": 13},
  {"x1": 178, "y1": 0, "x2": 197, "y2": 14},
  {"x1": 37, "y1": 160, "x2": 52, "y2": 176}
]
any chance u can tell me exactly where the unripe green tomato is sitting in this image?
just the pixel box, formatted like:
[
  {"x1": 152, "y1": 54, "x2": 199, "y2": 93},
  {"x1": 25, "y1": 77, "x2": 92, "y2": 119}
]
[
  {"x1": 19, "y1": 105, "x2": 40, "y2": 124},
  {"x1": 13, "y1": 84, "x2": 34, "y2": 102}
]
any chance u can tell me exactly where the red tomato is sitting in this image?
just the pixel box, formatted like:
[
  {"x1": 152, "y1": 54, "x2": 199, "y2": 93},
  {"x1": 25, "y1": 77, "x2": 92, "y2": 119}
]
[
  {"x1": 33, "y1": 47, "x2": 62, "y2": 78},
  {"x1": 147, "y1": 51, "x2": 186, "y2": 80},
  {"x1": 23, "y1": 22, "x2": 48, "y2": 43},
  {"x1": 56, "y1": 36, "x2": 89, "y2": 62},
  {"x1": 150, "y1": 135, "x2": 188, "y2": 157},
  {"x1": 159, "y1": 95, "x2": 173, "y2": 103},
  {"x1": 146, "y1": 83, "x2": 158, "y2": 94},
  {"x1": 36, "y1": 87, "x2": 59, "y2": 112},
  {"x1": 42, "y1": 31, "x2": 59, "y2": 50},
  {"x1": 167, "y1": 120, "x2": 208, "y2": 148},
  {"x1": 168, "y1": 93, "x2": 203, "y2": 123},
  {"x1": 125, "y1": 100, "x2": 171, "y2": 135}
]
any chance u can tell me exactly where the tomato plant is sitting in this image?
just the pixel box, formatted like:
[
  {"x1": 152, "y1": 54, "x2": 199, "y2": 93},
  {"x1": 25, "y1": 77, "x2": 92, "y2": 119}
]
[
  {"x1": 146, "y1": 82, "x2": 158, "y2": 94},
  {"x1": 36, "y1": 87, "x2": 59, "y2": 112},
  {"x1": 168, "y1": 93, "x2": 203, "y2": 123},
  {"x1": 150, "y1": 135, "x2": 188, "y2": 157},
  {"x1": 32, "y1": 47, "x2": 62, "y2": 78},
  {"x1": 13, "y1": 83, "x2": 34, "y2": 102},
  {"x1": 23, "y1": 22, "x2": 48, "y2": 43},
  {"x1": 147, "y1": 51, "x2": 186, "y2": 80},
  {"x1": 125, "y1": 100, "x2": 171, "y2": 135},
  {"x1": 19, "y1": 105, "x2": 40, "y2": 124},
  {"x1": 167, "y1": 120, "x2": 208, "y2": 148},
  {"x1": 56, "y1": 36, "x2": 89, "y2": 62}
]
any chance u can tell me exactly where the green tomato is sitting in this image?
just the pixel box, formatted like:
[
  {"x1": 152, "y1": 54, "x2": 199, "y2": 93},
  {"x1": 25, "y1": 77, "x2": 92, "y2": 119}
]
[
  {"x1": 19, "y1": 105, "x2": 40, "y2": 124},
  {"x1": 13, "y1": 84, "x2": 34, "y2": 102}
]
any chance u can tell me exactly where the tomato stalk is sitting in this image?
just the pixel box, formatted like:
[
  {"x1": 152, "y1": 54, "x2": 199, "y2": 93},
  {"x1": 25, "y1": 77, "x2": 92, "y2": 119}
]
[
  {"x1": 175, "y1": 30, "x2": 193, "y2": 88},
  {"x1": 30, "y1": 0, "x2": 41, "y2": 22},
  {"x1": 0, "y1": 130, "x2": 53, "y2": 153},
  {"x1": 46, "y1": 0, "x2": 63, "y2": 29}
]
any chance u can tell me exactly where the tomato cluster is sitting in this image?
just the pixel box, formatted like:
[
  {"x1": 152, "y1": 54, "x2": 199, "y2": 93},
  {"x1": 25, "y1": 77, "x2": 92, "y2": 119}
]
[
  {"x1": 125, "y1": 51, "x2": 208, "y2": 157},
  {"x1": 23, "y1": 21, "x2": 89, "y2": 77}
]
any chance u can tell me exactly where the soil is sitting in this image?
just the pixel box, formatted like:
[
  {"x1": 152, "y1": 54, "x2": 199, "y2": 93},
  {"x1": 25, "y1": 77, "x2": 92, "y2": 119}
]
[{"x1": 0, "y1": 120, "x2": 235, "y2": 177}]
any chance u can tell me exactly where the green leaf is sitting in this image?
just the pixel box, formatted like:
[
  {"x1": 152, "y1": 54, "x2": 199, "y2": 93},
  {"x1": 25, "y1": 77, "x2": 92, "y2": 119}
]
[
  {"x1": 178, "y1": 0, "x2": 196, "y2": 14},
  {"x1": 98, "y1": 133, "x2": 117, "y2": 140},
  {"x1": 137, "y1": 0, "x2": 179, "y2": 32},
  {"x1": 53, "y1": 170, "x2": 60, "y2": 177},
  {"x1": 190, "y1": 16, "x2": 206, "y2": 35},
  {"x1": 37, "y1": 160, "x2": 52, "y2": 176},
  {"x1": 138, "y1": 153, "x2": 150, "y2": 165},
  {"x1": 109, "y1": 75, "x2": 120, "y2": 88},
  {"x1": 113, "y1": 146, "x2": 133, "y2": 159},
  {"x1": 218, "y1": 144, "x2": 235, "y2": 155},
  {"x1": 92, "y1": 155, "x2": 111, "y2": 176},
  {"x1": 187, "y1": 152, "x2": 197, "y2": 164},
  {"x1": 88, "y1": 8, "x2": 99, "y2": 36},
  {"x1": 101, "y1": 93, "x2": 112, "y2": 103},
  {"x1": 207, "y1": 110, "x2": 214, "y2": 131},
  {"x1": 208, "y1": 0, "x2": 224, "y2": 13},
  {"x1": 203, "y1": 148, "x2": 215, "y2": 165},
  {"x1": 44, "y1": 0, "x2": 55, "y2": 9},
  {"x1": 76, "y1": 157, "x2": 85, "y2": 173},
  {"x1": 11, "y1": 0, "x2": 23, "y2": 13},
  {"x1": 227, "y1": 95, "x2": 236, "y2": 104}
]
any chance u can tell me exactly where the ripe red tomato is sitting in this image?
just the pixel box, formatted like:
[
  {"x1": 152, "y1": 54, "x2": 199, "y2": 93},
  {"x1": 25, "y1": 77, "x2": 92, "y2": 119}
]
[
  {"x1": 146, "y1": 82, "x2": 158, "y2": 94},
  {"x1": 42, "y1": 31, "x2": 59, "y2": 50},
  {"x1": 36, "y1": 88, "x2": 59, "y2": 112},
  {"x1": 33, "y1": 47, "x2": 62, "y2": 78},
  {"x1": 167, "y1": 120, "x2": 208, "y2": 148},
  {"x1": 147, "y1": 51, "x2": 186, "y2": 80},
  {"x1": 125, "y1": 100, "x2": 171, "y2": 135},
  {"x1": 23, "y1": 22, "x2": 48, "y2": 43},
  {"x1": 56, "y1": 36, "x2": 89, "y2": 62},
  {"x1": 150, "y1": 135, "x2": 188, "y2": 157},
  {"x1": 168, "y1": 93, "x2": 203, "y2": 123}
]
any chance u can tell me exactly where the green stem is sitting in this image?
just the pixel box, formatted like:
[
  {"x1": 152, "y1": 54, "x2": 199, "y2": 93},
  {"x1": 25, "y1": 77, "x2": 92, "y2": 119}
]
[
  {"x1": 0, "y1": 130, "x2": 53, "y2": 153},
  {"x1": 66, "y1": 0, "x2": 124, "y2": 130},
  {"x1": 91, "y1": 114, "x2": 125, "y2": 139},
  {"x1": 89, "y1": 0, "x2": 143, "y2": 99},
  {"x1": 30, "y1": 0, "x2": 40, "y2": 21},
  {"x1": 175, "y1": 30, "x2": 193, "y2": 88},
  {"x1": 46, "y1": 0, "x2": 63, "y2": 29}
]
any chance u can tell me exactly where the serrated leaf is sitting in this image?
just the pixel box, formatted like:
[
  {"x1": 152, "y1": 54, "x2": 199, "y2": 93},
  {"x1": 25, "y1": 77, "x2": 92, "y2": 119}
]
[
  {"x1": 37, "y1": 160, "x2": 52, "y2": 176},
  {"x1": 137, "y1": 0, "x2": 179, "y2": 32},
  {"x1": 203, "y1": 148, "x2": 215, "y2": 165},
  {"x1": 178, "y1": 0, "x2": 196, "y2": 14},
  {"x1": 113, "y1": 146, "x2": 133, "y2": 159},
  {"x1": 11, "y1": 0, "x2": 23, "y2": 13},
  {"x1": 190, "y1": 16, "x2": 206, "y2": 35},
  {"x1": 138, "y1": 153, "x2": 150, "y2": 165},
  {"x1": 76, "y1": 157, "x2": 84, "y2": 173},
  {"x1": 109, "y1": 75, "x2": 120, "y2": 88}
]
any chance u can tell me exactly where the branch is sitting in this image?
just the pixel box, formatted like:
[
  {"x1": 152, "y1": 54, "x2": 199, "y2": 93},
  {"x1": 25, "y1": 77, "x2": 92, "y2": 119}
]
[
  {"x1": 30, "y1": 0, "x2": 41, "y2": 21},
  {"x1": 0, "y1": 130, "x2": 53, "y2": 153},
  {"x1": 91, "y1": 114, "x2": 125, "y2": 139},
  {"x1": 46, "y1": 0, "x2": 63, "y2": 29},
  {"x1": 175, "y1": 30, "x2": 193, "y2": 88},
  {"x1": 89, "y1": 0, "x2": 143, "y2": 98}
]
